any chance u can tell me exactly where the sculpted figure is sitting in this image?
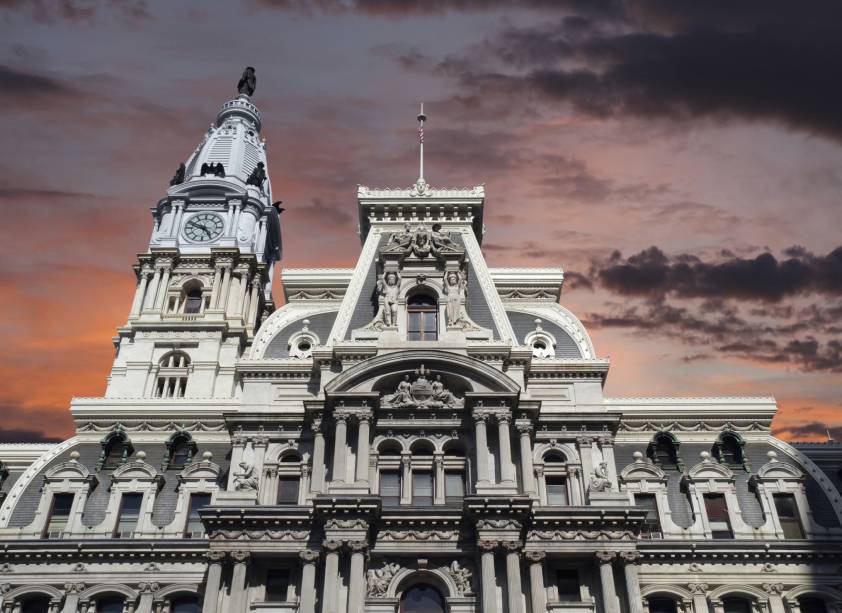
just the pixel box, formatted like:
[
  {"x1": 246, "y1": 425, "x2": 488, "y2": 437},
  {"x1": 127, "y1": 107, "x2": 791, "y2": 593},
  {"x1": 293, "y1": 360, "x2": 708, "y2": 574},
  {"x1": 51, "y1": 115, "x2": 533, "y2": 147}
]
[
  {"x1": 366, "y1": 563, "x2": 401, "y2": 597},
  {"x1": 375, "y1": 271, "x2": 401, "y2": 327},
  {"x1": 449, "y1": 560, "x2": 473, "y2": 595},
  {"x1": 411, "y1": 225, "x2": 433, "y2": 258},
  {"x1": 238, "y1": 66, "x2": 257, "y2": 97},
  {"x1": 383, "y1": 375, "x2": 413, "y2": 406},
  {"x1": 387, "y1": 223, "x2": 413, "y2": 251},
  {"x1": 431, "y1": 375, "x2": 461, "y2": 408},
  {"x1": 246, "y1": 161, "x2": 267, "y2": 188},
  {"x1": 589, "y1": 461, "x2": 611, "y2": 493},
  {"x1": 233, "y1": 461, "x2": 259, "y2": 491},
  {"x1": 169, "y1": 163, "x2": 185, "y2": 186},
  {"x1": 431, "y1": 223, "x2": 459, "y2": 253},
  {"x1": 442, "y1": 270, "x2": 470, "y2": 328}
]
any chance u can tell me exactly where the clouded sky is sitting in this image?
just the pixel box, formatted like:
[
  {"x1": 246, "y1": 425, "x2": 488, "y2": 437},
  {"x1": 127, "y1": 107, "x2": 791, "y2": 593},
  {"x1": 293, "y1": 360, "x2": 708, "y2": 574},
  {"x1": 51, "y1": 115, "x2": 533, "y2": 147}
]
[{"x1": 1, "y1": 0, "x2": 841, "y2": 442}]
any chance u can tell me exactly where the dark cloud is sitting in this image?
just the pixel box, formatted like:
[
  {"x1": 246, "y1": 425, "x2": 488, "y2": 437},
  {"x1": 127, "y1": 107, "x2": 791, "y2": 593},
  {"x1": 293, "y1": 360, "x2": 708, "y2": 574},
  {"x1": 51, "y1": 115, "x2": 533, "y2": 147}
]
[
  {"x1": 594, "y1": 246, "x2": 842, "y2": 302},
  {"x1": 256, "y1": 0, "x2": 624, "y2": 17},
  {"x1": 0, "y1": 426, "x2": 61, "y2": 443},
  {"x1": 287, "y1": 198, "x2": 353, "y2": 227},
  {"x1": 0, "y1": 0, "x2": 151, "y2": 23},
  {"x1": 0, "y1": 64, "x2": 77, "y2": 100},
  {"x1": 773, "y1": 421, "x2": 842, "y2": 441}
]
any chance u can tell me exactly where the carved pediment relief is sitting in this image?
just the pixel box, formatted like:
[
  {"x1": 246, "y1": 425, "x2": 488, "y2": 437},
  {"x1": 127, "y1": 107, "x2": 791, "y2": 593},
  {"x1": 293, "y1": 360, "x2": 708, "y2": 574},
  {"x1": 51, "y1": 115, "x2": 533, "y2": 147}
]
[{"x1": 380, "y1": 364, "x2": 464, "y2": 409}]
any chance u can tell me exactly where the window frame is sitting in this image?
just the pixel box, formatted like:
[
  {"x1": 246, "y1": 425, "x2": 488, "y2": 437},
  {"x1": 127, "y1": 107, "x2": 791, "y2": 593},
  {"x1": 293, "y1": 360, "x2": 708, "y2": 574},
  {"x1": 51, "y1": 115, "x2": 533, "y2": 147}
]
[{"x1": 406, "y1": 293, "x2": 439, "y2": 341}]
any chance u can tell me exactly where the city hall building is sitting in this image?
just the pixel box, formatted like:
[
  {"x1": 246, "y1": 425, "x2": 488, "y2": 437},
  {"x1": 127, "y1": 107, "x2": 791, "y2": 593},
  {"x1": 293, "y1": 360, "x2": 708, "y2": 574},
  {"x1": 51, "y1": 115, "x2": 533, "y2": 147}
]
[{"x1": 0, "y1": 74, "x2": 841, "y2": 613}]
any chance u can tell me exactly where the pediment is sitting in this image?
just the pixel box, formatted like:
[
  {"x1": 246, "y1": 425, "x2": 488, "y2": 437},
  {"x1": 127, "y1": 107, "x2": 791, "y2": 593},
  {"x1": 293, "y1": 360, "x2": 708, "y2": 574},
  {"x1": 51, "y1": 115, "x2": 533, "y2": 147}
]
[
  {"x1": 688, "y1": 460, "x2": 733, "y2": 480},
  {"x1": 112, "y1": 461, "x2": 160, "y2": 481},
  {"x1": 45, "y1": 461, "x2": 93, "y2": 482},
  {"x1": 757, "y1": 460, "x2": 803, "y2": 480},
  {"x1": 620, "y1": 461, "x2": 667, "y2": 482},
  {"x1": 180, "y1": 460, "x2": 221, "y2": 481}
]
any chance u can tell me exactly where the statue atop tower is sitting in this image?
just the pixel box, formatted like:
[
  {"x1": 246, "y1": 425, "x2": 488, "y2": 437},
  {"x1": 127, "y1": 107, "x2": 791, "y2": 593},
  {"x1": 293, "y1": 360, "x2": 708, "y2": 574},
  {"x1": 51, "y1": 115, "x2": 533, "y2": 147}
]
[{"x1": 237, "y1": 66, "x2": 256, "y2": 97}]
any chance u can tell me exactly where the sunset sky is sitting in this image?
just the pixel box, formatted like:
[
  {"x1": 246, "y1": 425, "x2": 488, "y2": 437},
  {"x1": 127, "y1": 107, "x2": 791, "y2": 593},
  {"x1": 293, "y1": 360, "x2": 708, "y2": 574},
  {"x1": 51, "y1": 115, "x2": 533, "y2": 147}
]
[{"x1": 1, "y1": 0, "x2": 840, "y2": 443}]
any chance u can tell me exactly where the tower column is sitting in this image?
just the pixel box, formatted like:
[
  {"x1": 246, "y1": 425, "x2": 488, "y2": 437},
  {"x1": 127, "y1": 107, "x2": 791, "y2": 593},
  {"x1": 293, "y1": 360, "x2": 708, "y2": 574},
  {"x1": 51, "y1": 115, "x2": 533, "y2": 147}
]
[
  {"x1": 130, "y1": 267, "x2": 151, "y2": 317},
  {"x1": 321, "y1": 541, "x2": 342, "y2": 613},
  {"x1": 473, "y1": 411, "x2": 491, "y2": 485},
  {"x1": 479, "y1": 541, "x2": 498, "y2": 613},
  {"x1": 210, "y1": 265, "x2": 223, "y2": 309},
  {"x1": 355, "y1": 412, "x2": 372, "y2": 484},
  {"x1": 596, "y1": 552, "x2": 621, "y2": 613},
  {"x1": 347, "y1": 541, "x2": 367, "y2": 613},
  {"x1": 143, "y1": 267, "x2": 161, "y2": 311},
  {"x1": 298, "y1": 550, "x2": 319, "y2": 613},
  {"x1": 496, "y1": 410, "x2": 516, "y2": 485},
  {"x1": 434, "y1": 455, "x2": 445, "y2": 504},
  {"x1": 311, "y1": 417, "x2": 326, "y2": 494},
  {"x1": 401, "y1": 455, "x2": 412, "y2": 504},
  {"x1": 517, "y1": 422, "x2": 535, "y2": 496},
  {"x1": 621, "y1": 552, "x2": 643, "y2": 613},
  {"x1": 504, "y1": 542, "x2": 523, "y2": 613},
  {"x1": 331, "y1": 414, "x2": 348, "y2": 484},
  {"x1": 229, "y1": 551, "x2": 250, "y2": 613},
  {"x1": 247, "y1": 276, "x2": 261, "y2": 327},
  {"x1": 525, "y1": 552, "x2": 546, "y2": 613},
  {"x1": 201, "y1": 552, "x2": 225, "y2": 613},
  {"x1": 153, "y1": 264, "x2": 171, "y2": 311}
]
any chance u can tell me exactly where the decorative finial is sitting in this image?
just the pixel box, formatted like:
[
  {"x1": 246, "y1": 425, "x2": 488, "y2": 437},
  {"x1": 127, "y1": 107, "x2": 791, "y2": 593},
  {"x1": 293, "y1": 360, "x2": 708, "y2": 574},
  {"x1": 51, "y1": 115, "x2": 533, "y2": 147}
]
[
  {"x1": 238, "y1": 66, "x2": 256, "y2": 97},
  {"x1": 417, "y1": 103, "x2": 426, "y2": 184}
]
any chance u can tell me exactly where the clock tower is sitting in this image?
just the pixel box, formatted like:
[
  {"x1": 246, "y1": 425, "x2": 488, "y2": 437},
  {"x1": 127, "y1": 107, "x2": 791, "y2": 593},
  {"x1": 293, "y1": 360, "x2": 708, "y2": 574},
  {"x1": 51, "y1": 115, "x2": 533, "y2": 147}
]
[{"x1": 105, "y1": 69, "x2": 282, "y2": 399}]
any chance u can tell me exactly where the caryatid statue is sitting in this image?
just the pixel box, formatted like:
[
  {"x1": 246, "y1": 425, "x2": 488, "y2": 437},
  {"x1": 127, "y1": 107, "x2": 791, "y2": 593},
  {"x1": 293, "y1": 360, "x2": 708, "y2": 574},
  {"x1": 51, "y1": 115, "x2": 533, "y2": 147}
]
[
  {"x1": 238, "y1": 67, "x2": 256, "y2": 97},
  {"x1": 374, "y1": 270, "x2": 401, "y2": 328},
  {"x1": 442, "y1": 270, "x2": 470, "y2": 328}
]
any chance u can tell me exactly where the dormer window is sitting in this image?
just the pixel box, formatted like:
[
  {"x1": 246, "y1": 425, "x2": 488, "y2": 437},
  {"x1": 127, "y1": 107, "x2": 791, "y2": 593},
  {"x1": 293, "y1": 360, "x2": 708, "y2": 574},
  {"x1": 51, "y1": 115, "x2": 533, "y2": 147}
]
[
  {"x1": 407, "y1": 293, "x2": 438, "y2": 341},
  {"x1": 647, "y1": 432, "x2": 682, "y2": 470},
  {"x1": 97, "y1": 429, "x2": 134, "y2": 471},
  {"x1": 163, "y1": 431, "x2": 197, "y2": 470},
  {"x1": 713, "y1": 432, "x2": 749, "y2": 470}
]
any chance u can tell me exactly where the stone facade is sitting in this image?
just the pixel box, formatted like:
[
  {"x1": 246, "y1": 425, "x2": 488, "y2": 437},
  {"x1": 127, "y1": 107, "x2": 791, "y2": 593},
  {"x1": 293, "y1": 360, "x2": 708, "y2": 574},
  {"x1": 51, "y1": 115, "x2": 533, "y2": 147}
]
[{"x1": 0, "y1": 77, "x2": 840, "y2": 613}]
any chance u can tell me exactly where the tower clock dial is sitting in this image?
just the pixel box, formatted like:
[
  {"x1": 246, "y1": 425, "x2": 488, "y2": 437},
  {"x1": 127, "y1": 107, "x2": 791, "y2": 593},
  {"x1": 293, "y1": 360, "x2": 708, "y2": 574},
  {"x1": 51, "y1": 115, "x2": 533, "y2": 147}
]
[{"x1": 184, "y1": 212, "x2": 225, "y2": 242}]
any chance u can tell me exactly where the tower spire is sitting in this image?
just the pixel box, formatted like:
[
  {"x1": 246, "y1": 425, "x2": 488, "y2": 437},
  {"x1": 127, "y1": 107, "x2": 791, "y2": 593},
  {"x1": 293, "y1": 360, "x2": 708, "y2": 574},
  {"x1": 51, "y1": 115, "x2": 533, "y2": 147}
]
[{"x1": 417, "y1": 103, "x2": 427, "y2": 183}]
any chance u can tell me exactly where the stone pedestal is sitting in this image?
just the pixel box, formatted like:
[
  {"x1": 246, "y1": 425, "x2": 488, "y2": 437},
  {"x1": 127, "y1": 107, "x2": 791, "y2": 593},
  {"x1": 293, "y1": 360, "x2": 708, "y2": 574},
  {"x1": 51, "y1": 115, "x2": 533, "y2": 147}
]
[
  {"x1": 214, "y1": 490, "x2": 258, "y2": 506},
  {"x1": 588, "y1": 491, "x2": 631, "y2": 506}
]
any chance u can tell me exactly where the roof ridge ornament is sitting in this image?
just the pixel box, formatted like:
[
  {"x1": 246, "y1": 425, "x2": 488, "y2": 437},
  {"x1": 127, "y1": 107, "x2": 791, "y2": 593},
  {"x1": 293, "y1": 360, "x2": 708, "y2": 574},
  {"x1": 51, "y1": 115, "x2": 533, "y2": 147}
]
[{"x1": 414, "y1": 103, "x2": 428, "y2": 195}]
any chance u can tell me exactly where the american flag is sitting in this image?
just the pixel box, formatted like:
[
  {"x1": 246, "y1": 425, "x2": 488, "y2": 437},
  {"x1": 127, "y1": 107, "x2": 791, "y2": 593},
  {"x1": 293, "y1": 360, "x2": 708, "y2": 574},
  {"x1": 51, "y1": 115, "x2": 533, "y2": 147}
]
[{"x1": 418, "y1": 123, "x2": 424, "y2": 144}]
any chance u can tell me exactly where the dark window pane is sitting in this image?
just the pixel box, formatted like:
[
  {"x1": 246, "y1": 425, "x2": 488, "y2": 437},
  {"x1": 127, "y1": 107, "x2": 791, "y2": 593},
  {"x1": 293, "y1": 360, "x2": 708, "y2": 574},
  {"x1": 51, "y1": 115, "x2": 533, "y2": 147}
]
[
  {"x1": 799, "y1": 597, "x2": 829, "y2": 613},
  {"x1": 774, "y1": 493, "x2": 804, "y2": 539},
  {"x1": 546, "y1": 477, "x2": 568, "y2": 505},
  {"x1": 556, "y1": 569, "x2": 579, "y2": 602},
  {"x1": 722, "y1": 598, "x2": 752, "y2": 613},
  {"x1": 381, "y1": 472, "x2": 401, "y2": 506},
  {"x1": 171, "y1": 440, "x2": 190, "y2": 466},
  {"x1": 115, "y1": 493, "x2": 143, "y2": 537},
  {"x1": 97, "y1": 597, "x2": 125, "y2": 613},
  {"x1": 445, "y1": 473, "x2": 465, "y2": 501},
  {"x1": 171, "y1": 597, "x2": 200, "y2": 613},
  {"x1": 704, "y1": 494, "x2": 733, "y2": 539},
  {"x1": 720, "y1": 436, "x2": 742, "y2": 465},
  {"x1": 401, "y1": 584, "x2": 445, "y2": 613},
  {"x1": 185, "y1": 290, "x2": 203, "y2": 314},
  {"x1": 649, "y1": 599, "x2": 678, "y2": 613},
  {"x1": 266, "y1": 568, "x2": 290, "y2": 602},
  {"x1": 105, "y1": 441, "x2": 125, "y2": 468},
  {"x1": 185, "y1": 493, "x2": 210, "y2": 537},
  {"x1": 22, "y1": 597, "x2": 51, "y2": 613},
  {"x1": 277, "y1": 477, "x2": 300, "y2": 504},
  {"x1": 46, "y1": 493, "x2": 74, "y2": 538},
  {"x1": 635, "y1": 494, "x2": 662, "y2": 537},
  {"x1": 413, "y1": 472, "x2": 433, "y2": 506}
]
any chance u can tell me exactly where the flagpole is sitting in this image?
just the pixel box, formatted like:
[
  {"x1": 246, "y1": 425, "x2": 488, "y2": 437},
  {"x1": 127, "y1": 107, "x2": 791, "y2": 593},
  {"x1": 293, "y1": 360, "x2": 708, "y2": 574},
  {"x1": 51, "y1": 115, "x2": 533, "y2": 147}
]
[{"x1": 417, "y1": 103, "x2": 426, "y2": 182}]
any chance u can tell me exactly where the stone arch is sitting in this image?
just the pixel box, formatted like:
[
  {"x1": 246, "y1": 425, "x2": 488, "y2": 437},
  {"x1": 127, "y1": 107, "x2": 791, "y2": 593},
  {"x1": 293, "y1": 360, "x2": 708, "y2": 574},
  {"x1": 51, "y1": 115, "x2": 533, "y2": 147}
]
[
  {"x1": 251, "y1": 306, "x2": 339, "y2": 359},
  {"x1": 410, "y1": 438, "x2": 437, "y2": 455},
  {"x1": 387, "y1": 568, "x2": 460, "y2": 601},
  {"x1": 78, "y1": 584, "x2": 139, "y2": 602},
  {"x1": 505, "y1": 304, "x2": 596, "y2": 359},
  {"x1": 154, "y1": 584, "x2": 201, "y2": 600},
  {"x1": 533, "y1": 442, "x2": 579, "y2": 464},
  {"x1": 784, "y1": 585, "x2": 842, "y2": 603},
  {"x1": 640, "y1": 584, "x2": 692, "y2": 600},
  {"x1": 4, "y1": 584, "x2": 65, "y2": 602},
  {"x1": 708, "y1": 584, "x2": 769, "y2": 602},
  {"x1": 442, "y1": 438, "x2": 468, "y2": 456},
  {"x1": 403, "y1": 282, "x2": 440, "y2": 304},
  {"x1": 376, "y1": 438, "x2": 407, "y2": 455},
  {"x1": 324, "y1": 350, "x2": 520, "y2": 396}
]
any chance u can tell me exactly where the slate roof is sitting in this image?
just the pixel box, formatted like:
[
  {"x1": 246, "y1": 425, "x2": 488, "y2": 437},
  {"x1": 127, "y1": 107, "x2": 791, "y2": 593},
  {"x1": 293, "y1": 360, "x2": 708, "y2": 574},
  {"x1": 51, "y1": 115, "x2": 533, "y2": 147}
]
[
  {"x1": 264, "y1": 311, "x2": 339, "y2": 358},
  {"x1": 507, "y1": 310, "x2": 582, "y2": 358}
]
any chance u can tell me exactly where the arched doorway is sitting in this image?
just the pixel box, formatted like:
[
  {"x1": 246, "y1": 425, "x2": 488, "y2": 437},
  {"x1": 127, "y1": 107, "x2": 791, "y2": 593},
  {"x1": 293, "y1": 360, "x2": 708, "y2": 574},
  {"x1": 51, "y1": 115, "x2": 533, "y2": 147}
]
[{"x1": 401, "y1": 584, "x2": 445, "y2": 613}]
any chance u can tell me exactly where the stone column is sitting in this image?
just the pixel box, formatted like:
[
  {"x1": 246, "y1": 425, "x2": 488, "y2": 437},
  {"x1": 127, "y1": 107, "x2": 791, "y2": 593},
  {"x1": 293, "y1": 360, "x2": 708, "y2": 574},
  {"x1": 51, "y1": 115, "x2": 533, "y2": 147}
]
[
  {"x1": 332, "y1": 414, "x2": 349, "y2": 484},
  {"x1": 763, "y1": 584, "x2": 786, "y2": 613},
  {"x1": 598, "y1": 437, "x2": 619, "y2": 492},
  {"x1": 322, "y1": 540, "x2": 342, "y2": 613},
  {"x1": 252, "y1": 436, "x2": 269, "y2": 487},
  {"x1": 310, "y1": 416, "x2": 326, "y2": 494},
  {"x1": 576, "y1": 437, "x2": 594, "y2": 485},
  {"x1": 479, "y1": 540, "x2": 498, "y2": 613},
  {"x1": 171, "y1": 202, "x2": 185, "y2": 238},
  {"x1": 298, "y1": 550, "x2": 320, "y2": 613},
  {"x1": 136, "y1": 583, "x2": 158, "y2": 613},
  {"x1": 473, "y1": 412, "x2": 491, "y2": 485},
  {"x1": 503, "y1": 542, "x2": 523, "y2": 613},
  {"x1": 785, "y1": 600, "x2": 802, "y2": 613},
  {"x1": 348, "y1": 541, "x2": 368, "y2": 613},
  {"x1": 143, "y1": 267, "x2": 161, "y2": 311},
  {"x1": 434, "y1": 455, "x2": 445, "y2": 504},
  {"x1": 247, "y1": 277, "x2": 261, "y2": 327},
  {"x1": 535, "y1": 466, "x2": 546, "y2": 505},
  {"x1": 496, "y1": 411, "x2": 516, "y2": 485},
  {"x1": 687, "y1": 584, "x2": 710, "y2": 613},
  {"x1": 525, "y1": 552, "x2": 546, "y2": 613},
  {"x1": 218, "y1": 265, "x2": 232, "y2": 312},
  {"x1": 710, "y1": 599, "x2": 725, "y2": 613},
  {"x1": 517, "y1": 422, "x2": 536, "y2": 496},
  {"x1": 209, "y1": 265, "x2": 223, "y2": 309},
  {"x1": 620, "y1": 552, "x2": 643, "y2": 613},
  {"x1": 130, "y1": 268, "x2": 151, "y2": 317},
  {"x1": 201, "y1": 552, "x2": 226, "y2": 613},
  {"x1": 568, "y1": 467, "x2": 582, "y2": 505},
  {"x1": 401, "y1": 455, "x2": 412, "y2": 504},
  {"x1": 355, "y1": 412, "x2": 372, "y2": 484},
  {"x1": 228, "y1": 551, "x2": 250, "y2": 613},
  {"x1": 154, "y1": 265, "x2": 171, "y2": 311},
  {"x1": 596, "y1": 552, "x2": 621, "y2": 613},
  {"x1": 61, "y1": 583, "x2": 86, "y2": 613}
]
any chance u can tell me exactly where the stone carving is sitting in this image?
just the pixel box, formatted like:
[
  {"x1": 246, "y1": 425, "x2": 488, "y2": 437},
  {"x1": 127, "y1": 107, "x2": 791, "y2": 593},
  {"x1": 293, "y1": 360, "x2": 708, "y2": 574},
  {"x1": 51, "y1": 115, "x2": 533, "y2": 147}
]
[
  {"x1": 589, "y1": 461, "x2": 612, "y2": 492},
  {"x1": 445, "y1": 560, "x2": 473, "y2": 595},
  {"x1": 246, "y1": 162, "x2": 267, "y2": 189},
  {"x1": 431, "y1": 224, "x2": 461, "y2": 253},
  {"x1": 381, "y1": 365, "x2": 463, "y2": 409},
  {"x1": 233, "y1": 461, "x2": 259, "y2": 491},
  {"x1": 528, "y1": 530, "x2": 636, "y2": 541},
  {"x1": 366, "y1": 270, "x2": 401, "y2": 330},
  {"x1": 200, "y1": 162, "x2": 225, "y2": 177},
  {"x1": 367, "y1": 562, "x2": 402, "y2": 597},
  {"x1": 442, "y1": 270, "x2": 468, "y2": 328},
  {"x1": 385, "y1": 223, "x2": 461, "y2": 259},
  {"x1": 238, "y1": 66, "x2": 256, "y2": 96},
  {"x1": 169, "y1": 163, "x2": 185, "y2": 186}
]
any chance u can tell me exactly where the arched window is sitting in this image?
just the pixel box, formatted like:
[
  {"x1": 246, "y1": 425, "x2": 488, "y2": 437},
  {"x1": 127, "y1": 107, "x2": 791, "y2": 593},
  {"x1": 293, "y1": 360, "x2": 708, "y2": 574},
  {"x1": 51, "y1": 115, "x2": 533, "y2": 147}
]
[
  {"x1": 184, "y1": 287, "x2": 204, "y2": 314},
  {"x1": 171, "y1": 595, "x2": 201, "y2": 613},
  {"x1": 722, "y1": 597, "x2": 752, "y2": 613},
  {"x1": 542, "y1": 450, "x2": 570, "y2": 506},
  {"x1": 799, "y1": 597, "x2": 829, "y2": 613},
  {"x1": 647, "y1": 433, "x2": 681, "y2": 470},
  {"x1": 407, "y1": 293, "x2": 438, "y2": 341},
  {"x1": 21, "y1": 597, "x2": 51, "y2": 613},
  {"x1": 401, "y1": 584, "x2": 445, "y2": 613},
  {"x1": 98, "y1": 429, "x2": 134, "y2": 471},
  {"x1": 156, "y1": 351, "x2": 191, "y2": 398},
  {"x1": 648, "y1": 597, "x2": 678, "y2": 613},
  {"x1": 714, "y1": 433, "x2": 747, "y2": 469},
  {"x1": 276, "y1": 452, "x2": 302, "y2": 504},
  {"x1": 97, "y1": 596, "x2": 126, "y2": 613},
  {"x1": 164, "y1": 431, "x2": 196, "y2": 470}
]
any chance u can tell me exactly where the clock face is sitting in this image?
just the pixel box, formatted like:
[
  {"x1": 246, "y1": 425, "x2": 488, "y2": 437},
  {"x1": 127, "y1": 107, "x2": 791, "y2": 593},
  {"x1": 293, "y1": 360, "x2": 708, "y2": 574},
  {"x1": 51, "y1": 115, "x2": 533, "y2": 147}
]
[{"x1": 184, "y1": 213, "x2": 224, "y2": 242}]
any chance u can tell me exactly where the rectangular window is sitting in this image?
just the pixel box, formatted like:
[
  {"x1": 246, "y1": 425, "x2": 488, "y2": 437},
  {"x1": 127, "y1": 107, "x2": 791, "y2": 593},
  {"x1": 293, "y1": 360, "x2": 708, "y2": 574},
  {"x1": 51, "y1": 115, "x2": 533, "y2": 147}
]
[
  {"x1": 45, "y1": 493, "x2": 74, "y2": 538},
  {"x1": 635, "y1": 494, "x2": 662, "y2": 538},
  {"x1": 546, "y1": 477, "x2": 569, "y2": 505},
  {"x1": 276, "y1": 477, "x2": 300, "y2": 504},
  {"x1": 413, "y1": 472, "x2": 433, "y2": 506},
  {"x1": 265, "y1": 568, "x2": 291, "y2": 602},
  {"x1": 115, "y1": 493, "x2": 143, "y2": 538},
  {"x1": 381, "y1": 472, "x2": 401, "y2": 506},
  {"x1": 445, "y1": 473, "x2": 465, "y2": 503},
  {"x1": 704, "y1": 493, "x2": 733, "y2": 539},
  {"x1": 556, "y1": 569, "x2": 580, "y2": 602},
  {"x1": 774, "y1": 493, "x2": 805, "y2": 539},
  {"x1": 407, "y1": 310, "x2": 438, "y2": 341},
  {"x1": 185, "y1": 493, "x2": 211, "y2": 538}
]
